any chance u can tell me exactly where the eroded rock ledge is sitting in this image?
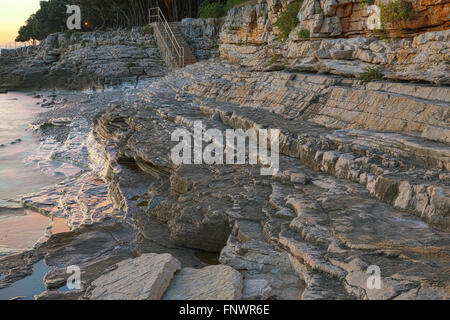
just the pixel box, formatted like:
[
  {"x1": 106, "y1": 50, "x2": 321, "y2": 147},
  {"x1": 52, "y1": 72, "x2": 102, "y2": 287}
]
[
  {"x1": 0, "y1": 28, "x2": 166, "y2": 90},
  {"x1": 87, "y1": 61, "x2": 449, "y2": 299}
]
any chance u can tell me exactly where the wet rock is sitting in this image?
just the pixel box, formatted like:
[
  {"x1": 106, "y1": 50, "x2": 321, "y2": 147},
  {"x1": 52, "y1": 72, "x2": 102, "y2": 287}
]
[
  {"x1": 9, "y1": 138, "x2": 22, "y2": 145},
  {"x1": 0, "y1": 220, "x2": 135, "y2": 294}
]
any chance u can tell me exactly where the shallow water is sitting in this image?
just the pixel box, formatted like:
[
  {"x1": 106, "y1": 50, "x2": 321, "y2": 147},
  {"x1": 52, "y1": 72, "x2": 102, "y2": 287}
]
[
  {"x1": 0, "y1": 92, "x2": 62, "y2": 200},
  {"x1": 0, "y1": 92, "x2": 63, "y2": 254},
  {"x1": 0, "y1": 209, "x2": 51, "y2": 253},
  {"x1": 0, "y1": 260, "x2": 49, "y2": 300}
]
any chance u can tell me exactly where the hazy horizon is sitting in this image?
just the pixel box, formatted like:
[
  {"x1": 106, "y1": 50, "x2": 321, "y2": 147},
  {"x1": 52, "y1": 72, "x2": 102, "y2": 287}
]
[{"x1": 0, "y1": 0, "x2": 41, "y2": 47}]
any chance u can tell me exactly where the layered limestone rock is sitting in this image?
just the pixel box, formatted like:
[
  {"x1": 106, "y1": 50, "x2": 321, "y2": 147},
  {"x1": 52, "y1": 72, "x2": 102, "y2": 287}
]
[
  {"x1": 0, "y1": 220, "x2": 136, "y2": 294},
  {"x1": 0, "y1": 18, "x2": 224, "y2": 91},
  {"x1": 178, "y1": 18, "x2": 224, "y2": 59},
  {"x1": 87, "y1": 61, "x2": 449, "y2": 299},
  {"x1": 220, "y1": 1, "x2": 450, "y2": 84},
  {"x1": 2, "y1": 58, "x2": 447, "y2": 300},
  {"x1": 163, "y1": 265, "x2": 243, "y2": 300},
  {"x1": 238, "y1": 0, "x2": 449, "y2": 39},
  {"x1": 182, "y1": 62, "x2": 450, "y2": 231},
  {"x1": 0, "y1": 28, "x2": 167, "y2": 90},
  {"x1": 84, "y1": 253, "x2": 181, "y2": 300}
]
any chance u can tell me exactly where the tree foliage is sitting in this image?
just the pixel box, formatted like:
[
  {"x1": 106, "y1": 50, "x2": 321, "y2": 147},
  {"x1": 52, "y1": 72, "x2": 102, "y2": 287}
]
[
  {"x1": 16, "y1": 0, "x2": 204, "y2": 42},
  {"x1": 199, "y1": 0, "x2": 249, "y2": 19}
]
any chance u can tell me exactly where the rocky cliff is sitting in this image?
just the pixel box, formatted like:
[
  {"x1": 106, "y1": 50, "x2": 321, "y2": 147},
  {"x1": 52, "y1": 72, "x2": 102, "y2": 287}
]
[
  {"x1": 178, "y1": 17, "x2": 224, "y2": 59},
  {"x1": 0, "y1": 18, "x2": 224, "y2": 91},
  {"x1": 220, "y1": 1, "x2": 449, "y2": 84}
]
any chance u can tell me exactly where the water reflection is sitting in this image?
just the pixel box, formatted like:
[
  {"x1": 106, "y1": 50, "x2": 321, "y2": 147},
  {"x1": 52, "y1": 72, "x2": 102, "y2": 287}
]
[
  {"x1": 0, "y1": 92, "x2": 63, "y2": 255},
  {"x1": 0, "y1": 260, "x2": 49, "y2": 300}
]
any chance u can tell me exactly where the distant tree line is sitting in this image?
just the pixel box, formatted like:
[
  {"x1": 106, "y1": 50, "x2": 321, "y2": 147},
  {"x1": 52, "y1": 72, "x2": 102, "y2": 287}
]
[
  {"x1": 16, "y1": 0, "x2": 206, "y2": 42},
  {"x1": 199, "y1": 0, "x2": 249, "y2": 18}
]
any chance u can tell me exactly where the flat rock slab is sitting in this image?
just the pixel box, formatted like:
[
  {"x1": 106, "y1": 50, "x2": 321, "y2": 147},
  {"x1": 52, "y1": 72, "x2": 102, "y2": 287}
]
[
  {"x1": 163, "y1": 265, "x2": 243, "y2": 300},
  {"x1": 86, "y1": 253, "x2": 181, "y2": 300}
]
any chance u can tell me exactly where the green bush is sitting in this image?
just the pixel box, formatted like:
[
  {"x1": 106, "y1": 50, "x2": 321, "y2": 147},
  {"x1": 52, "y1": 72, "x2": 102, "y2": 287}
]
[
  {"x1": 380, "y1": 0, "x2": 414, "y2": 26},
  {"x1": 142, "y1": 25, "x2": 153, "y2": 36},
  {"x1": 265, "y1": 54, "x2": 281, "y2": 67},
  {"x1": 274, "y1": 0, "x2": 303, "y2": 40},
  {"x1": 358, "y1": 0, "x2": 375, "y2": 6},
  {"x1": 225, "y1": 0, "x2": 252, "y2": 12},
  {"x1": 360, "y1": 66, "x2": 383, "y2": 83},
  {"x1": 199, "y1": 1, "x2": 226, "y2": 18},
  {"x1": 199, "y1": 0, "x2": 252, "y2": 18},
  {"x1": 126, "y1": 62, "x2": 138, "y2": 68},
  {"x1": 297, "y1": 29, "x2": 310, "y2": 39}
]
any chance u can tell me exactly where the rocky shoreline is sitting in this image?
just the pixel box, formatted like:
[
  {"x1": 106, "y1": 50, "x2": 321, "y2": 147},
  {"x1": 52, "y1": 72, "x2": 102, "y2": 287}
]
[
  {"x1": 1, "y1": 59, "x2": 448, "y2": 300},
  {"x1": 0, "y1": 18, "x2": 223, "y2": 92},
  {"x1": 0, "y1": 1, "x2": 449, "y2": 300}
]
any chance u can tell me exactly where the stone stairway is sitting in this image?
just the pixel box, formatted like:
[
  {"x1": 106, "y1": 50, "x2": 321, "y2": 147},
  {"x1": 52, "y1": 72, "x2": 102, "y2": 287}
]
[
  {"x1": 168, "y1": 22, "x2": 197, "y2": 67},
  {"x1": 149, "y1": 7, "x2": 197, "y2": 70}
]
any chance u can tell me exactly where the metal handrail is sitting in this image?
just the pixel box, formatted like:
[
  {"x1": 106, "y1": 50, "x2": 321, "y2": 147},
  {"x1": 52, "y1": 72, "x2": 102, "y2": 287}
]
[{"x1": 149, "y1": 7, "x2": 185, "y2": 69}]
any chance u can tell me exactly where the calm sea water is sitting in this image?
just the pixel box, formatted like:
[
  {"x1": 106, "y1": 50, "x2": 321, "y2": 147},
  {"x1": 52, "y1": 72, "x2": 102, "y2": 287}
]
[
  {"x1": 0, "y1": 92, "x2": 62, "y2": 255},
  {"x1": 0, "y1": 92, "x2": 62, "y2": 201},
  {"x1": 0, "y1": 260, "x2": 49, "y2": 300}
]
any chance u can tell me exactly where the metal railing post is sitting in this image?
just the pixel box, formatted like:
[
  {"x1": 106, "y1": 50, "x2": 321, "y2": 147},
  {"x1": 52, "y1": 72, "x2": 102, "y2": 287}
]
[{"x1": 148, "y1": 7, "x2": 185, "y2": 70}]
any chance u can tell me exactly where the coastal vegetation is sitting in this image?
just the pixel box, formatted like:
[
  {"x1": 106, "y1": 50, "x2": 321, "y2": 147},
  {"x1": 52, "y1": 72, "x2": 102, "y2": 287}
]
[
  {"x1": 16, "y1": 0, "x2": 204, "y2": 42},
  {"x1": 297, "y1": 29, "x2": 310, "y2": 39},
  {"x1": 199, "y1": 0, "x2": 254, "y2": 18},
  {"x1": 360, "y1": 66, "x2": 383, "y2": 82},
  {"x1": 273, "y1": 0, "x2": 302, "y2": 40},
  {"x1": 380, "y1": 0, "x2": 414, "y2": 27}
]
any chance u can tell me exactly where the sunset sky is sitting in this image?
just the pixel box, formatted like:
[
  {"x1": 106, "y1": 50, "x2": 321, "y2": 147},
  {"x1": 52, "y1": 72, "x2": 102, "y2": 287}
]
[{"x1": 0, "y1": 0, "x2": 41, "y2": 46}]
